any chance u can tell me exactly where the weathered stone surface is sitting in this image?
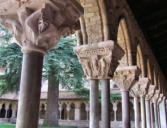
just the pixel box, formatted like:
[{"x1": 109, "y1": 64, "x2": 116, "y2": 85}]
[
  {"x1": 157, "y1": 94, "x2": 163, "y2": 104},
  {"x1": 113, "y1": 66, "x2": 140, "y2": 91},
  {"x1": 0, "y1": 0, "x2": 83, "y2": 54},
  {"x1": 74, "y1": 40, "x2": 124, "y2": 79},
  {"x1": 151, "y1": 90, "x2": 160, "y2": 104},
  {"x1": 130, "y1": 78, "x2": 150, "y2": 98},
  {"x1": 145, "y1": 85, "x2": 156, "y2": 101}
]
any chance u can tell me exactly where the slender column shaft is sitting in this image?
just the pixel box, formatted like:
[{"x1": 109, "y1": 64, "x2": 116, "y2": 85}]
[
  {"x1": 16, "y1": 52, "x2": 43, "y2": 128},
  {"x1": 140, "y1": 97, "x2": 146, "y2": 128},
  {"x1": 145, "y1": 100, "x2": 151, "y2": 128},
  {"x1": 157, "y1": 105, "x2": 161, "y2": 128},
  {"x1": 134, "y1": 97, "x2": 140, "y2": 128},
  {"x1": 150, "y1": 103, "x2": 154, "y2": 128},
  {"x1": 121, "y1": 91, "x2": 130, "y2": 128},
  {"x1": 114, "y1": 109, "x2": 117, "y2": 122},
  {"x1": 101, "y1": 79, "x2": 110, "y2": 128},
  {"x1": 159, "y1": 98, "x2": 167, "y2": 128},
  {"x1": 90, "y1": 80, "x2": 99, "y2": 128},
  {"x1": 75, "y1": 107, "x2": 81, "y2": 121},
  {"x1": 154, "y1": 103, "x2": 158, "y2": 128}
]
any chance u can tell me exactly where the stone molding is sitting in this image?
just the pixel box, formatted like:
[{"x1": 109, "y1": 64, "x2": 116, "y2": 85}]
[
  {"x1": 73, "y1": 40, "x2": 124, "y2": 79},
  {"x1": 0, "y1": 0, "x2": 83, "y2": 54},
  {"x1": 145, "y1": 85, "x2": 156, "y2": 101},
  {"x1": 113, "y1": 66, "x2": 140, "y2": 92},
  {"x1": 130, "y1": 77, "x2": 150, "y2": 98},
  {"x1": 151, "y1": 90, "x2": 160, "y2": 104}
]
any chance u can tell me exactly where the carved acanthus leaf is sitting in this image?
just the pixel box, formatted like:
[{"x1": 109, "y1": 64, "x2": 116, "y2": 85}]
[
  {"x1": 113, "y1": 66, "x2": 140, "y2": 91},
  {"x1": 145, "y1": 85, "x2": 156, "y2": 100},
  {"x1": 0, "y1": 0, "x2": 84, "y2": 54},
  {"x1": 73, "y1": 40, "x2": 124, "y2": 79},
  {"x1": 157, "y1": 94, "x2": 164, "y2": 104},
  {"x1": 151, "y1": 90, "x2": 160, "y2": 103}
]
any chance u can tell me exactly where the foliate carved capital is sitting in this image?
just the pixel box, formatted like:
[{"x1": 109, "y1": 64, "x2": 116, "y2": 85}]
[
  {"x1": 157, "y1": 94, "x2": 164, "y2": 104},
  {"x1": 73, "y1": 41, "x2": 124, "y2": 79},
  {"x1": 145, "y1": 85, "x2": 156, "y2": 101},
  {"x1": 151, "y1": 90, "x2": 160, "y2": 104},
  {"x1": 113, "y1": 66, "x2": 140, "y2": 92},
  {"x1": 130, "y1": 78, "x2": 150, "y2": 98},
  {"x1": 0, "y1": 0, "x2": 84, "y2": 54}
]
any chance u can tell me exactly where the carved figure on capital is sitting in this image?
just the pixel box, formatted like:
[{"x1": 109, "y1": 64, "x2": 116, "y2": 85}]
[
  {"x1": 113, "y1": 66, "x2": 140, "y2": 91},
  {"x1": 74, "y1": 41, "x2": 124, "y2": 79},
  {"x1": 0, "y1": 0, "x2": 84, "y2": 53},
  {"x1": 145, "y1": 85, "x2": 156, "y2": 101}
]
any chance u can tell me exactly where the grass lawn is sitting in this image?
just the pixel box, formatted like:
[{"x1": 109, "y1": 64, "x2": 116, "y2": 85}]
[{"x1": 0, "y1": 124, "x2": 76, "y2": 128}]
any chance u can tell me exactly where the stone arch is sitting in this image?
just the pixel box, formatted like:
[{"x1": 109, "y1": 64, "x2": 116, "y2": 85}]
[
  {"x1": 117, "y1": 18, "x2": 132, "y2": 66},
  {"x1": 136, "y1": 44, "x2": 145, "y2": 77},
  {"x1": 80, "y1": 103, "x2": 87, "y2": 120},
  {"x1": 146, "y1": 59, "x2": 154, "y2": 84},
  {"x1": 69, "y1": 103, "x2": 75, "y2": 120}
]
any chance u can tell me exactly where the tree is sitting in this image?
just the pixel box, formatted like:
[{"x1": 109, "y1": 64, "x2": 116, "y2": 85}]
[{"x1": 43, "y1": 36, "x2": 85, "y2": 126}]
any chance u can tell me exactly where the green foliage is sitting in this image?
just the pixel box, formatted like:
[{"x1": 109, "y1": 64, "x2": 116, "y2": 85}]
[
  {"x1": 43, "y1": 36, "x2": 85, "y2": 91},
  {"x1": 0, "y1": 43, "x2": 22, "y2": 95}
]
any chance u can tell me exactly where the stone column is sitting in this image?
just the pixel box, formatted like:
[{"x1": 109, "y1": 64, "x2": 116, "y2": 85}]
[
  {"x1": 113, "y1": 66, "x2": 140, "y2": 128},
  {"x1": 85, "y1": 103, "x2": 89, "y2": 121},
  {"x1": 145, "y1": 85, "x2": 156, "y2": 128},
  {"x1": 74, "y1": 40, "x2": 124, "y2": 128},
  {"x1": 74, "y1": 103, "x2": 81, "y2": 121},
  {"x1": 66, "y1": 103, "x2": 71, "y2": 120},
  {"x1": 112, "y1": 101, "x2": 118, "y2": 122},
  {"x1": 0, "y1": 1, "x2": 83, "y2": 128},
  {"x1": 159, "y1": 96, "x2": 167, "y2": 128},
  {"x1": 157, "y1": 94, "x2": 163, "y2": 128},
  {"x1": 101, "y1": 79, "x2": 110, "y2": 128},
  {"x1": 150, "y1": 102, "x2": 154, "y2": 128},
  {"x1": 151, "y1": 90, "x2": 160, "y2": 128},
  {"x1": 134, "y1": 97, "x2": 140, "y2": 128}
]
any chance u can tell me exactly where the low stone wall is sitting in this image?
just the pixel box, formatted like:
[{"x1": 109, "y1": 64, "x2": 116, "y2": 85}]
[{"x1": 0, "y1": 118, "x2": 135, "y2": 128}]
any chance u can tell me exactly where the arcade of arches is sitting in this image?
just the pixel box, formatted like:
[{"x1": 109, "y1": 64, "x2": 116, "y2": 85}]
[{"x1": 0, "y1": 0, "x2": 167, "y2": 128}]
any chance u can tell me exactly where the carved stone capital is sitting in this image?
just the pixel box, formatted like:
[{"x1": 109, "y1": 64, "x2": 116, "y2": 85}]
[
  {"x1": 74, "y1": 41, "x2": 124, "y2": 79},
  {"x1": 151, "y1": 90, "x2": 160, "y2": 104},
  {"x1": 113, "y1": 66, "x2": 140, "y2": 92},
  {"x1": 145, "y1": 85, "x2": 156, "y2": 101},
  {"x1": 157, "y1": 94, "x2": 164, "y2": 104},
  {"x1": 0, "y1": 0, "x2": 84, "y2": 54},
  {"x1": 130, "y1": 78, "x2": 150, "y2": 98}
]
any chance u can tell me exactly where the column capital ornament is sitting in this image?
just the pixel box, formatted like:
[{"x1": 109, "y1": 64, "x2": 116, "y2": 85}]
[
  {"x1": 74, "y1": 41, "x2": 124, "y2": 79},
  {"x1": 130, "y1": 77, "x2": 150, "y2": 98},
  {"x1": 113, "y1": 66, "x2": 140, "y2": 91},
  {"x1": 157, "y1": 94, "x2": 164, "y2": 104},
  {"x1": 145, "y1": 85, "x2": 156, "y2": 100},
  {"x1": 0, "y1": 0, "x2": 83, "y2": 54},
  {"x1": 151, "y1": 90, "x2": 160, "y2": 104}
]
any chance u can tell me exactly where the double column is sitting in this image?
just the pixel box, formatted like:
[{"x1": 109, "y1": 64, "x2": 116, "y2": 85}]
[
  {"x1": 145, "y1": 85, "x2": 156, "y2": 128},
  {"x1": 151, "y1": 90, "x2": 160, "y2": 128},
  {"x1": 0, "y1": 1, "x2": 84, "y2": 128},
  {"x1": 113, "y1": 66, "x2": 140, "y2": 128},
  {"x1": 74, "y1": 41, "x2": 124, "y2": 128}
]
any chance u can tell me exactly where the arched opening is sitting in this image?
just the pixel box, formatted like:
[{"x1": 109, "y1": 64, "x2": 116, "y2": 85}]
[
  {"x1": 129, "y1": 102, "x2": 134, "y2": 121},
  {"x1": 69, "y1": 103, "x2": 75, "y2": 120},
  {"x1": 117, "y1": 18, "x2": 132, "y2": 66},
  {"x1": 117, "y1": 102, "x2": 122, "y2": 121},
  {"x1": 61, "y1": 103, "x2": 67, "y2": 120},
  {"x1": 110, "y1": 102, "x2": 114, "y2": 121},
  {"x1": 80, "y1": 103, "x2": 87, "y2": 120},
  {"x1": 0, "y1": 103, "x2": 6, "y2": 118},
  {"x1": 40, "y1": 103, "x2": 46, "y2": 119}
]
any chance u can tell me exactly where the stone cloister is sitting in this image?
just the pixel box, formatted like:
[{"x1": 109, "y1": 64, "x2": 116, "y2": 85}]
[{"x1": 0, "y1": 0, "x2": 167, "y2": 128}]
